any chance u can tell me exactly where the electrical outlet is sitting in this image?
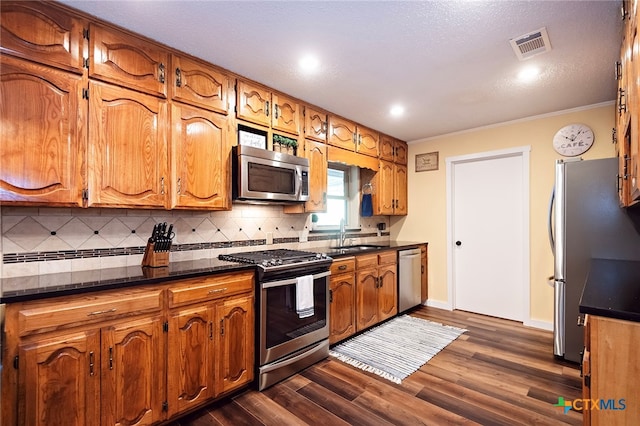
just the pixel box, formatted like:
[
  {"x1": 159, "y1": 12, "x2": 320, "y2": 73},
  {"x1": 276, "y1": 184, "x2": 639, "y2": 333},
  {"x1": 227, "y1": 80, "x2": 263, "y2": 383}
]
[{"x1": 266, "y1": 232, "x2": 273, "y2": 245}]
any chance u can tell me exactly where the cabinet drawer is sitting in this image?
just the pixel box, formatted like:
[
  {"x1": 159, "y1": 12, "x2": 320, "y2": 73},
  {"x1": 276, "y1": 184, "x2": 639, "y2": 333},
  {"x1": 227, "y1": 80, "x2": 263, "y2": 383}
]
[
  {"x1": 331, "y1": 257, "x2": 355, "y2": 275},
  {"x1": 17, "y1": 288, "x2": 163, "y2": 336},
  {"x1": 356, "y1": 253, "x2": 378, "y2": 269},
  {"x1": 378, "y1": 250, "x2": 397, "y2": 266},
  {"x1": 168, "y1": 271, "x2": 254, "y2": 307}
]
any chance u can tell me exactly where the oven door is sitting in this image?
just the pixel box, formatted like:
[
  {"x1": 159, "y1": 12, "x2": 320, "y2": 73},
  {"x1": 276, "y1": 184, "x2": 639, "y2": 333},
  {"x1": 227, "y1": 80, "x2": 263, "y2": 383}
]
[{"x1": 260, "y1": 270, "x2": 330, "y2": 365}]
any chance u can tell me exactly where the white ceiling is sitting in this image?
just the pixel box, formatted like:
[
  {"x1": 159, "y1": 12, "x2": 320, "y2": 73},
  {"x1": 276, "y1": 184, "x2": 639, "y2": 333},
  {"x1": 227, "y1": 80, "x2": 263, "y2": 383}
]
[{"x1": 60, "y1": 1, "x2": 623, "y2": 142}]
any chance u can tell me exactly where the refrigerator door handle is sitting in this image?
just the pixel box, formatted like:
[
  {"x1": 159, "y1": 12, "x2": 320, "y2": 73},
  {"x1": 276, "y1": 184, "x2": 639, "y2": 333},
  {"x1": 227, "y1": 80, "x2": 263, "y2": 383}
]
[
  {"x1": 554, "y1": 279, "x2": 565, "y2": 357},
  {"x1": 548, "y1": 185, "x2": 555, "y2": 254}
]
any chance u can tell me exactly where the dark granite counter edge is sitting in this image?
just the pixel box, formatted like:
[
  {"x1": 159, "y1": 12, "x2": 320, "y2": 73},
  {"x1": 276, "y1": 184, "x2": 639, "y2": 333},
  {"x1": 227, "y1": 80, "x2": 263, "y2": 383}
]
[{"x1": 579, "y1": 258, "x2": 640, "y2": 323}]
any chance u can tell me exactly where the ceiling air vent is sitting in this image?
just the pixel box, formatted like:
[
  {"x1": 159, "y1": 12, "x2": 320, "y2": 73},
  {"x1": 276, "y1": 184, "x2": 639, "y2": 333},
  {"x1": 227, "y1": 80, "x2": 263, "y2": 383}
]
[{"x1": 510, "y1": 27, "x2": 551, "y2": 60}]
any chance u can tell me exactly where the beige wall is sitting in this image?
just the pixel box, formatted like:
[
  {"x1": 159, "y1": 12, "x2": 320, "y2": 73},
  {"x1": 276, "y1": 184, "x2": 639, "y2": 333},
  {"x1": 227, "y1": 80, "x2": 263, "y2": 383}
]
[{"x1": 391, "y1": 102, "x2": 616, "y2": 326}]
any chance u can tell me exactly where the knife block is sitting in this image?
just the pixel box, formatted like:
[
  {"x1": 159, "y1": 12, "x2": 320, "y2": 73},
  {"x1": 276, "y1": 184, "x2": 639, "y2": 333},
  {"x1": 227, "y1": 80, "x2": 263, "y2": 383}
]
[{"x1": 141, "y1": 241, "x2": 170, "y2": 268}]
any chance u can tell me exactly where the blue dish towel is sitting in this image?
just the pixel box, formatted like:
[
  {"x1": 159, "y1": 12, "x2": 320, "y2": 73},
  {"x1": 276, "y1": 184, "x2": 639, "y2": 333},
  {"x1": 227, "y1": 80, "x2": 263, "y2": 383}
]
[{"x1": 361, "y1": 193, "x2": 373, "y2": 217}]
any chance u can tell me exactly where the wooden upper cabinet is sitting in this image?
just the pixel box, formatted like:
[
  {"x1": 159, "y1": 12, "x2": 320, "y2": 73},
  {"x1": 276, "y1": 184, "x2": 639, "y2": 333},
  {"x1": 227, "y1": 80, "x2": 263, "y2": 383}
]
[
  {"x1": 304, "y1": 140, "x2": 328, "y2": 212},
  {"x1": 0, "y1": 55, "x2": 85, "y2": 206},
  {"x1": 171, "y1": 54, "x2": 230, "y2": 114},
  {"x1": 0, "y1": 1, "x2": 85, "y2": 73},
  {"x1": 328, "y1": 115, "x2": 357, "y2": 151},
  {"x1": 236, "y1": 80, "x2": 271, "y2": 127},
  {"x1": 304, "y1": 106, "x2": 328, "y2": 142},
  {"x1": 88, "y1": 81, "x2": 168, "y2": 208},
  {"x1": 380, "y1": 135, "x2": 408, "y2": 164},
  {"x1": 356, "y1": 125, "x2": 378, "y2": 158},
  {"x1": 89, "y1": 23, "x2": 169, "y2": 98},
  {"x1": 20, "y1": 330, "x2": 100, "y2": 426},
  {"x1": 375, "y1": 160, "x2": 395, "y2": 215},
  {"x1": 171, "y1": 103, "x2": 231, "y2": 210},
  {"x1": 272, "y1": 92, "x2": 301, "y2": 135},
  {"x1": 395, "y1": 164, "x2": 408, "y2": 215}
]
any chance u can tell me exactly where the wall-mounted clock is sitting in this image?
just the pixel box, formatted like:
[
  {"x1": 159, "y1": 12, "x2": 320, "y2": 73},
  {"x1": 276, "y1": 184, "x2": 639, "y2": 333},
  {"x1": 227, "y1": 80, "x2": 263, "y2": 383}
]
[{"x1": 552, "y1": 123, "x2": 594, "y2": 157}]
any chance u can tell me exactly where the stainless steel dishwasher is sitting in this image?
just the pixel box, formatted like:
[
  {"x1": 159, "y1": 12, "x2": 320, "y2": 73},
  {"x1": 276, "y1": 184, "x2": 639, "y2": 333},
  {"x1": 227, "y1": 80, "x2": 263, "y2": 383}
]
[{"x1": 398, "y1": 248, "x2": 422, "y2": 313}]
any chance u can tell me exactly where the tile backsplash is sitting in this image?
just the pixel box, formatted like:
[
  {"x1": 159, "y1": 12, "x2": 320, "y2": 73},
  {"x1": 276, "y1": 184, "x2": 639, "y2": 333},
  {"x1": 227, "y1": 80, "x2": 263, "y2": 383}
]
[{"x1": 1, "y1": 205, "x2": 389, "y2": 288}]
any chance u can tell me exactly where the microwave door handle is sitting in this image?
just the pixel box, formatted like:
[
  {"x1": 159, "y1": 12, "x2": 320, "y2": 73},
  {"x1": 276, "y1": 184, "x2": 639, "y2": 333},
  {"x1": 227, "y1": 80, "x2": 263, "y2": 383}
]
[{"x1": 295, "y1": 168, "x2": 303, "y2": 200}]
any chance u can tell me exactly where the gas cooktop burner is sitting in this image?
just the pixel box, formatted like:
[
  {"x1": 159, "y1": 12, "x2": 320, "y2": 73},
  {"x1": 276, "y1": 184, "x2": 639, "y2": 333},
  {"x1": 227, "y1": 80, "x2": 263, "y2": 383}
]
[{"x1": 218, "y1": 249, "x2": 332, "y2": 275}]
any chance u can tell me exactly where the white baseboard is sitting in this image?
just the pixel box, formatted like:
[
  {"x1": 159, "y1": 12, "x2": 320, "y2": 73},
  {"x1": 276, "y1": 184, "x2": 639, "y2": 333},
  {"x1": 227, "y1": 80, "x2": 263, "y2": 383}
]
[
  {"x1": 425, "y1": 299, "x2": 453, "y2": 311},
  {"x1": 524, "y1": 318, "x2": 553, "y2": 331}
]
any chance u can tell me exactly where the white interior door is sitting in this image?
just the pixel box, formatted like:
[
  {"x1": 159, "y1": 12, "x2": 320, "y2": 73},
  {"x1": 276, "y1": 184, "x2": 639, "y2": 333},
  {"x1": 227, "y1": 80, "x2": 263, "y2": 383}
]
[{"x1": 451, "y1": 152, "x2": 526, "y2": 321}]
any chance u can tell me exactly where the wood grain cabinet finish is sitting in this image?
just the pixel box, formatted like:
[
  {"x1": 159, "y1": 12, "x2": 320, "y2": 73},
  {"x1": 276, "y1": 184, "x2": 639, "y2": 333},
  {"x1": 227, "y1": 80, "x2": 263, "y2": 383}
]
[
  {"x1": 89, "y1": 23, "x2": 169, "y2": 98},
  {"x1": 355, "y1": 251, "x2": 397, "y2": 332},
  {"x1": 356, "y1": 125, "x2": 379, "y2": 158},
  {"x1": 583, "y1": 314, "x2": 640, "y2": 425},
  {"x1": 379, "y1": 135, "x2": 408, "y2": 165},
  {"x1": 304, "y1": 106, "x2": 328, "y2": 142},
  {"x1": 0, "y1": 55, "x2": 85, "y2": 206},
  {"x1": 328, "y1": 115, "x2": 357, "y2": 152},
  {"x1": 303, "y1": 140, "x2": 328, "y2": 212},
  {"x1": 88, "y1": 81, "x2": 169, "y2": 208},
  {"x1": 171, "y1": 54, "x2": 230, "y2": 114},
  {"x1": 375, "y1": 160, "x2": 407, "y2": 216},
  {"x1": 0, "y1": 1, "x2": 86, "y2": 73},
  {"x1": 329, "y1": 258, "x2": 356, "y2": 344},
  {"x1": 2, "y1": 271, "x2": 255, "y2": 426},
  {"x1": 171, "y1": 103, "x2": 231, "y2": 210},
  {"x1": 237, "y1": 80, "x2": 300, "y2": 135}
]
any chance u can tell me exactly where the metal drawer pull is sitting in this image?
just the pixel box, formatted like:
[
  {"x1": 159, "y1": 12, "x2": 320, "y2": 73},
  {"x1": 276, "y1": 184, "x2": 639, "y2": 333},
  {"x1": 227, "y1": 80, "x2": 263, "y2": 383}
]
[
  {"x1": 338, "y1": 265, "x2": 348, "y2": 271},
  {"x1": 87, "y1": 308, "x2": 117, "y2": 316},
  {"x1": 208, "y1": 287, "x2": 227, "y2": 294}
]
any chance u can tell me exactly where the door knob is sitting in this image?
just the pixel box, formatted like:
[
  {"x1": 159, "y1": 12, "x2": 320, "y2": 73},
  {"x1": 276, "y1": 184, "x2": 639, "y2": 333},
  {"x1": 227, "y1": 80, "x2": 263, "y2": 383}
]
[{"x1": 455, "y1": 241, "x2": 462, "y2": 246}]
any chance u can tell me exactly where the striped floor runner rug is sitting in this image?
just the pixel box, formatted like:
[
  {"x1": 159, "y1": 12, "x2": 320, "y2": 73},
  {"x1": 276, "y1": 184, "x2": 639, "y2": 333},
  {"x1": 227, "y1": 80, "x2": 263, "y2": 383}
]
[{"x1": 329, "y1": 315, "x2": 467, "y2": 384}]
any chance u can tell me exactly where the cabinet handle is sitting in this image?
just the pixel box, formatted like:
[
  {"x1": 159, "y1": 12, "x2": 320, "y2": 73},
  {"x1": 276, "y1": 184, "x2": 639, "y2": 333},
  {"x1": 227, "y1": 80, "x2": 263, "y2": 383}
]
[
  {"x1": 208, "y1": 287, "x2": 227, "y2": 295},
  {"x1": 615, "y1": 61, "x2": 622, "y2": 80},
  {"x1": 338, "y1": 265, "x2": 347, "y2": 271},
  {"x1": 159, "y1": 63, "x2": 166, "y2": 84},
  {"x1": 352, "y1": 133, "x2": 357, "y2": 145},
  {"x1": 220, "y1": 319, "x2": 224, "y2": 335},
  {"x1": 358, "y1": 135, "x2": 362, "y2": 145},
  {"x1": 177, "y1": 177, "x2": 181, "y2": 194},
  {"x1": 421, "y1": 265, "x2": 425, "y2": 273},
  {"x1": 265, "y1": 101, "x2": 270, "y2": 117},
  {"x1": 89, "y1": 351, "x2": 95, "y2": 376},
  {"x1": 329, "y1": 289, "x2": 333, "y2": 303},
  {"x1": 175, "y1": 67, "x2": 182, "y2": 87},
  {"x1": 109, "y1": 347, "x2": 113, "y2": 370},
  {"x1": 617, "y1": 174, "x2": 622, "y2": 193},
  {"x1": 87, "y1": 308, "x2": 116, "y2": 316},
  {"x1": 322, "y1": 121, "x2": 328, "y2": 133},
  {"x1": 274, "y1": 104, "x2": 279, "y2": 120},
  {"x1": 618, "y1": 88, "x2": 626, "y2": 115},
  {"x1": 209, "y1": 322, "x2": 213, "y2": 340},
  {"x1": 161, "y1": 177, "x2": 165, "y2": 195},
  {"x1": 612, "y1": 127, "x2": 617, "y2": 145}
]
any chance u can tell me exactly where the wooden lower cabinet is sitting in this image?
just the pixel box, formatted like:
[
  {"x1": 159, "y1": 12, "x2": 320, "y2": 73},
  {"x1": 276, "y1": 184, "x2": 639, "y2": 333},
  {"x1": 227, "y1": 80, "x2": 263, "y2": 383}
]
[
  {"x1": 355, "y1": 251, "x2": 398, "y2": 333},
  {"x1": 582, "y1": 314, "x2": 640, "y2": 425},
  {"x1": 329, "y1": 257, "x2": 356, "y2": 344},
  {"x1": 2, "y1": 271, "x2": 255, "y2": 426}
]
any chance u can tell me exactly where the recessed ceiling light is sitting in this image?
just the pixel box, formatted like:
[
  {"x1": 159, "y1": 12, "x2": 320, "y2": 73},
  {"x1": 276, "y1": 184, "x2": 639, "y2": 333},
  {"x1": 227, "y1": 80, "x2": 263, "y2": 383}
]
[
  {"x1": 390, "y1": 105, "x2": 405, "y2": 117},
  {"x1": 518, "y1": 66, "x2": 540, "y2": 83},
  {"x1": 299, "y1": 54, "x2": 320, "y2": 74}
]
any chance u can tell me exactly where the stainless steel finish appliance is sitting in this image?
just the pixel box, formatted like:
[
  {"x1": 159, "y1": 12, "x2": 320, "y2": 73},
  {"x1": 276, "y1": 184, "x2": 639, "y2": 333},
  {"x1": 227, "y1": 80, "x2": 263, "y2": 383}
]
[
  {"x1": 548, "y1": 158, "x2": 640, "y2": 362},
  {"x1": 218, "y1": 249, "x2": 332, "y2": 390},
  {"x1": 232, "y1": 145, "x2": 310, "y2": 203},
  {"x1": 398, "y1": 248, "x2": 422, "y2": 313}
]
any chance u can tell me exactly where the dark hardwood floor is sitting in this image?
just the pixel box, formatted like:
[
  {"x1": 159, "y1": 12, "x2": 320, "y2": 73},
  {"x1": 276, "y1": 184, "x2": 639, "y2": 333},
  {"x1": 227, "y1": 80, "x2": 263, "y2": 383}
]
[{"x1": 168, "y1": 306, "x2": 583, "y2": 425}]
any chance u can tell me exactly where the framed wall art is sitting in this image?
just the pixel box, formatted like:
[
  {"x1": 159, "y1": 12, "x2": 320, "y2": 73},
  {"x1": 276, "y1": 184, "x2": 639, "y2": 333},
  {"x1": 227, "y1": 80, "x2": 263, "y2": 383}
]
[
  {"x1": 238, "y1": 125, "x2": 267, "y2": 149},
  {"x1": 416, "y1": 152, "x2": 439, "y2": 172}
]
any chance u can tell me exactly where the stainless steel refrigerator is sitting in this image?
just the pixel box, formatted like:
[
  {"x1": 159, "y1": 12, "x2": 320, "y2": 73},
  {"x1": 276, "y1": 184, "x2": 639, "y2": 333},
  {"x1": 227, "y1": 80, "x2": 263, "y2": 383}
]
[{"x1": 549, "y1": 157, "x2": 640, "y2": 362}]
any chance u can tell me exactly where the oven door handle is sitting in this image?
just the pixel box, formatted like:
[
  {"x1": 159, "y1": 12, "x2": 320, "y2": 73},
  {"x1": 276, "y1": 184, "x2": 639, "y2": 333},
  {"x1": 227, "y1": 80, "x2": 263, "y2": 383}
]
[{"x1": 262, "y1": 270, "x2": 331, "y2": 289}]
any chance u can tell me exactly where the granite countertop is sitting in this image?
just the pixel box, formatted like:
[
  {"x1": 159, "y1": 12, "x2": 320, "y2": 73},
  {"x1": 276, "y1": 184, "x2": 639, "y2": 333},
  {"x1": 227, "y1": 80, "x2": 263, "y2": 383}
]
[
  {"x1": 579, "y1": 258, "x2": 640, "y2": 323},
  {"x1": 0, "y1": 241, "x2": 427, "y2": 304}
]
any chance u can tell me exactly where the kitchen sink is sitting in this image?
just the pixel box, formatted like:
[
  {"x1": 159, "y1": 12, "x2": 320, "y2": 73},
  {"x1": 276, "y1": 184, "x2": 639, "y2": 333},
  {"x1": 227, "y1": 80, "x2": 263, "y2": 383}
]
[{"x1": 328, "y1": 244, "x2": 387, "y2": 253}]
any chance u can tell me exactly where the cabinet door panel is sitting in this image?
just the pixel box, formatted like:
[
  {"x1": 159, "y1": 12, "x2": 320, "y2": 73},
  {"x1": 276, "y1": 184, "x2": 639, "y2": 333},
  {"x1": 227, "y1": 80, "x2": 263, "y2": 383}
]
[
  {"x1": 88, "y1": 81, "x2": 168, "y2": 208},
  {"x1": 330, "y1": 273, "x2": 356, "y2": 344},
  {"x1": 217, "y1": 296, "x2": 254, "y2": 396},
  {"x1": 0, "y1": 56, "x2": 84, "y2": 206},
  {"x1": 356, "y1": 269, "x2": 378, "y2": 331},
  {"x1": 171, "y1": 104, "x2": 231, "y2": 209},
  {"x1": 378, "y1": 265, "x2": 397, "y2": 322},
  {"x1": 395, "y1": 164, "x2": 408, "y2": 215},
  {"x1": 168, "y1": 306, "x2": 215, "y2": 417},
  {"x1": 356, "y1": 125, "x2": 378, "y2": 158},
  {"x1": 395, "y1": 141, "x2": 408, "y2": 165},
  {"x1": 1, "y1": 1, "x2": 85, "y2": 73},
  {"x1": 379, "y1": 136, "x2": 395, "y2": 162},
  {"x1": 328, "y1": 116, "x2": 356, "y2": 151},
  {"x1": 236, "y1": 80, "x2": 270, "y2": 127},
  {"x1": 305, "y1": 140, "x2": 328, "y2": 212},
  {"x1": 102, "y1": 316, "x2": 165, "y2": 426},
  {"x1": 89, "y1": 23, "x2": 168, "y2": 98},
  {"x1": 171, "y1": 54, "x2": 229, "y2": 114},
  {"x1": 304, "y1": 106, "x2": 327, "y2": 142},
  {"x1": 375, "y1": 160, "x2": 395, "y2": 215},
  {"x1": 20, "y1": 330, "x2": 100, "y2": 426},
  {"x1": 272, "y1": 92, "x2": 300, "y2": 135}
]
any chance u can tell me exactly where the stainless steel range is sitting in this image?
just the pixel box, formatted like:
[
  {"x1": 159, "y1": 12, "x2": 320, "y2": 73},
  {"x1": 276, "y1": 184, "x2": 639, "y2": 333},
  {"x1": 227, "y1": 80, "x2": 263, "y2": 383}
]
[{"x1": 218, "y1": 249, "x2": 332, "y2": 390}]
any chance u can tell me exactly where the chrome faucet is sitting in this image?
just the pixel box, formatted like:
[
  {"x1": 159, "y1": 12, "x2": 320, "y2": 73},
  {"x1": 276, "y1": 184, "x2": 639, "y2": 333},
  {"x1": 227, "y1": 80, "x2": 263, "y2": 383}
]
[{"x1": 339, "y1": 219, "x2": 347, "y2": 247}]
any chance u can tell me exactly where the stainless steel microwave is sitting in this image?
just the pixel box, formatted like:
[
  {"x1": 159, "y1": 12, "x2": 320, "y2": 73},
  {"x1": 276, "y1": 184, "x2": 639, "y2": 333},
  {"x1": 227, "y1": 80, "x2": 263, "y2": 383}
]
[{"x1": 233, "y1": 145, "x2": 309, "y2": 203}]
